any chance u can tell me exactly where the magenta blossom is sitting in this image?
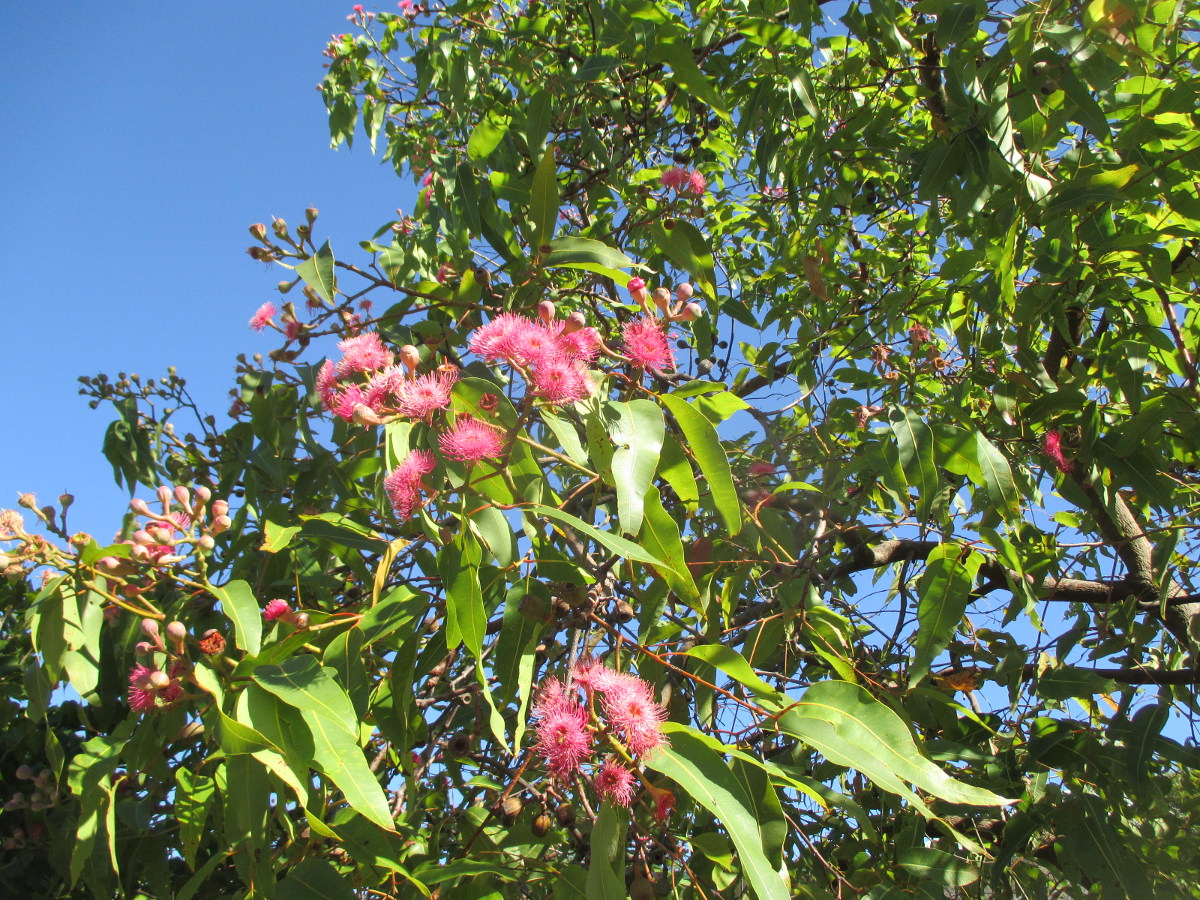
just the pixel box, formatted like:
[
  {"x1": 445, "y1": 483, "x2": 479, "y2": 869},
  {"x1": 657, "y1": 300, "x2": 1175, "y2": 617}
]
[
  {"x1": 594, "y1": 758, "x2": 636, "y2": 807},
  {"x1": 622, "y1": 316, "x2": 674, "y2": 373},
  {"x1": 384, "y1": 449, "x2": 437, "y2": 519},
  {"x1": 439, "y1": 417, "x2": 505, "y2": 462},
  {"x1": 249, "y1": 302, "x2": 276, "y2": 332},
  {"x1": 263, "y1": 599, "x2": 291, "y2": 621},
  {"x1": 335, "y1": 332, "x2": 394, "y2": 377},
  {"x1": 395, "y1": 370, "x2": 457, "y2": 420},
  {"x1": 128, "y1": 664, "x2": 183, "y2": 713}
]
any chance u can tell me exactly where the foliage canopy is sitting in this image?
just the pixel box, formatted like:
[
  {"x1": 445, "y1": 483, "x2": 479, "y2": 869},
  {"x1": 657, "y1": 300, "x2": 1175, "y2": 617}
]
[{"x1": 5, "y1": 0, "x2": 1200, "y2": 897}]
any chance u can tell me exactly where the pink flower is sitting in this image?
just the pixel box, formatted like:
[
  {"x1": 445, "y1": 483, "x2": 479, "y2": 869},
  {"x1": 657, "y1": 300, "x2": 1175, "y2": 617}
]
[
  {"x1": 498, "y1": 319, "x2": 558, "y2": 367},
  {"x1": 336, "y1": 332, "x2": 394, "y2": 377},
  {"x1": 622, "y1": 316, "x2": 674, "y2": 373},
  {"x1": 601, "y1": 673, "x2": 668, "y2": 758},
  {"x1": 284, "y1": 319, "x2": 303, "y2": 341},
  {"x1": 571, "y1": 656, "x2": 619, "y2": 695},
  {"x1": 557, "y1": 326, "x2": 601, "y2": 361},
  {"x1": 627, "y1": 277, "x2": 646, "y2": 293},
  {"x1": 128, "y1": 664, "x2": 183, "y2": 713},
  {"x1": 395, "y1": 370, "x2": 457, "y2": 420},
  {"x1": 263, "y1": 599, "x2": 291, "y2": 621},
  {"x1": 748, "y1": 462, "x2": 776, "y2": 477},
  {"x1": 594, "y1": 758, "x2": 636, "y2": 806},
  {"x1": 363, "y1": 366, "x2": 407, "y2": 413},
  {"x1": 687, "y1": 170, "x2": 707, "y2": 196},
  {"x1": 661, "y1": 167, "x2": 688, "y2": 191},
  {"x1": 327, "y1": 384, "x2": 368, "y2": 422},
  {"x1": 530, "y1": 354, "x2": 592, "y2": 405},
  {"x1": 249, "y1": 302, "x2": 276, "y2": 332},
  {"x1": 384, "y1": 449, "x2": 437, "y2": 519},
  {"x1": 439, "y1": 417, "x2": 505, "y2": 462},
  {"x1": 1043, "y1": 431, "x2": 1071, "y2": 474},
  {"x1": 532, "y1": 680, "x2": 591, "y2": 777},
  {"x1": 468, "y1": 313, "x2": 528, "y2": 363}
]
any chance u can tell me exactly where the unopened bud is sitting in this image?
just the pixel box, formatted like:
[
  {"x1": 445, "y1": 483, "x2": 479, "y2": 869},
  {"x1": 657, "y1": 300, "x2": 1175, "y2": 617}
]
[
  {"x1": 652, "y1": 287, "x2": 672, "y2": 314},
  {"x1": 211, "y1": 500, "x2": 229, "y2": 518},
  {"x1": 277, "y1": 280, "x2": 295, "y2": 294},
  {"x1": 679, "y1": 302, "x2": 703, "y2": 322},
  {"x1": 132, "y1": 530, "x2": 156, "y2": 546},
  {"x1": 249, "y1": 223, "x2": 268, "y2": 241},
  {"x1": 292, "y1": 612, "x2": 310, "y2": 630},
  {"x1": 15, "y1": 765, "x2": 33, "y2": 781},
  {"x1": 211, "y1": 515, "x2": 232, "y2": 536},
  {"x1": 156, "y1": 485, "x2": 172, "y2": 505},
  {"x1": 174, "y1": 486, "x2": 191, "y2": 509},
  {"x1": 305, "y1": 206, "x2": 318, "y2": 224},
  {"x1": 148, "y1": 525, "x2": 173, "y2": 545},
  {"x1": 166, "y1": 621, "x2": 187, "y2": 644},
  {"x1": 675, "y1": 282, "x2": 694, "y2": 303},
  {"x1": 135, "y1": 641, "x2": 154, "y2": 656},
  {"x1": 532, "y1": 813, "x2": 553, "y2": 837},
  {"x1": 537, "y1": 299, "x2": 555, "y2": 323},
  {"x1": 399, "y1": 345, "x2": 421, "y2": 374},
  {"x1": 197, "y1": 534, "x2": 215, "y2": 552},
  {"x1": 130, "y1": 543, "x2": 150, "y2": 560},
  {"x1": 557, "y1": 311, "x2": 584, "y2": 334},
  {"x1": 194, "y1": 486, "x2": 212, "y2": 504},
  {"x1": 499, "y1": 796, "x2": 523, "y2": 821},
  {"x1": 148, "y1": 670, "x2": 171, "y2": 690},
  {"x1": 141, "y1": 619, "x2": 161, "y2": 641},
  {"x1": 272, "y1": 219, "x2": 288, "y2": 238},
  {"x1": 96, "y1": 556, "x2": 120, "y2": 570},
  {"x1": 130, "y1": 497, "x2": 152, "y2": 516}
]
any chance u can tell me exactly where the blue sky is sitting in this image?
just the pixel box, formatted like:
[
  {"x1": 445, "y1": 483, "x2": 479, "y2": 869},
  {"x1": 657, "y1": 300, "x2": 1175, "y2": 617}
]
[{"x1": 1, "y1": 2, "x2": 415, "y2": 541}]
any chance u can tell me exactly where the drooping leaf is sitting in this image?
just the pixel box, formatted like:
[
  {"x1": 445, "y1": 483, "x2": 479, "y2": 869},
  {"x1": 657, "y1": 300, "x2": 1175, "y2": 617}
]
[
  {"x1": 660, "y1": 393, "x2": 742, "y2": 535},
  {"x1": 210, "y1": 580, "x2": 262, "y2": 657},
  {"x1": 608, "y1": 398, "x2": 664, "y2": 536},
  {"x1": 295, "y1": 240, "x2": 337, "y2": 304}
]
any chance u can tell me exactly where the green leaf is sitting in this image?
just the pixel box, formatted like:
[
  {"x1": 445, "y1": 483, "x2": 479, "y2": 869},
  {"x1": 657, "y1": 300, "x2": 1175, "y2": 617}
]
[
  {"x1": 211, "y1": 580, "x2": 262, "y2": 657},
  {"x1": 275, "y1": 859, "x2": 358, "y2": 900},
  {"x1": 253, "y1": 655, "x2": 359, "y2": 726},
  {"x1": 529, "y1": 143, "x2": 559, "y2": 250},
  {"x1": 897, "y1": 847, "x2": 979, "y2": 886},
  {"x1": 888, "y1": 407, "x2": 939, "y2": 523},
  {"x1": 775, "y1": 681, "x2": 1012, "y2": 812},
  {"x1": 651, "y1": 220, "x2": 717, "y2": 296},
  {"x1": 586, "y1": 803, "x2": 627, "y2": 900},
  {"x1": 544, "y1": 236, "x2": 634, "y2": 284},
  {"x1": 973, "y1": 432, "x2": 1022, "y2": 525},
  {"x1": 641, "y1": 487, "x2": 700, "y2": 601},
  {"x1": 299, "y1": 512, "x2": 388, "y2": 551},
  {"x1": 648, "y1": 730, "x2": 789, "y2": 900},
  {"x1": 439, "y1": 534, "x2": 487, "y2": 657},
  {"x1": 685, "y1": 644, "x2": 784, "y2": 702},
  {"x1": 1059, "y1": 794, "x2": 1154, "y2": 897},
  {"x1": 467, "y1": 111, "x2": 511, "y2": 160},
  {"x1": 527, "y1": 504, "x2": 678, "y2": 576},
  {"x1": 296, "y1": 240, "x2": 337, "y2": 304},
  {"x1": 608, "y1": 399, "x2": 664, "y2": 536},
  {"x1": 660, "y1": 393, "x2": 742, "y2": 535},
  {"x1": 174, "y1": 769, "x2": 215, "y2": 869},
  {"x1": 911, "y1": 545, "x2": 983, "y2": 685},
  {"x1": 261, "y1": 519, "x2": 302, "y2": 553},
  {"x1": 651, "y1": 38, "x2": 730, "y2": 120}
]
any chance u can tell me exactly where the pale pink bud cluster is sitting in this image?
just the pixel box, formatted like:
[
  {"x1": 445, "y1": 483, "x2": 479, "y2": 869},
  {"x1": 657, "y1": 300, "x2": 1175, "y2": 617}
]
[
  {"x1": 530, "y1": 659, "x2": 668, "y2": 808},
  {"x1": 105, "y1": 485, "x2": 228, "y2": 571}
]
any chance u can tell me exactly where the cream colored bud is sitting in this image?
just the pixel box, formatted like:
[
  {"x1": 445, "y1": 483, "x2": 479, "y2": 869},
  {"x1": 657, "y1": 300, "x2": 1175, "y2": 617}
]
[
  {"x1": 148, "y1": 670, "x2": 171, "y2": 690},
  {"x1": 211, "y1": 515, "x2": 232, "y2": 535},
  {"x1": 173, "y1": 486, "x2": 191, "y2": 508},
  {"x1": 130, "y1": 497, "x2": 152, "y2": 516},
  {"x1": 211, "y1": 500, "x2": 229, "y2": 518},
  {"x1": 292, "y1": 612, "x2": 310, "y2": 630},
  {"x1": 132, "y1": 530, "x2": 156, "y2": 546},
  {"x1": 194, "y1": 486, "x2": 211, "y2": 504},
  {"x1": 399, "y1": 344, "x2": 421, "y2": 374},
  {"x1": 652, "y1": 287, "x2": 672, "y2": 314},
  {"x1": 537, "y1": 299, "x2": 556, "y2": 323},
  {"x1": 563, "y1": 311, "x2": 586, "y2": 334},
  {"x1": 156, "y1": 486, "x2": 172, "y2": 505},
  {"x1": 141, "y1": 619, "x2": 160, "y2": 640},
  {"x1": 166, "y1": 621, "x2": 187, "y2": 643},
  {"x1": 197, "y1": 535, "x2": 215, "y2": 552},
  {"x1": 679, "y1": 302, "x2": 703, "y2": 322}
]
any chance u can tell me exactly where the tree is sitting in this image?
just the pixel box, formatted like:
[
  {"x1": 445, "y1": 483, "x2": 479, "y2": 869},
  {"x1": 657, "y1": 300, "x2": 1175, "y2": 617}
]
[{"x1": 3, "y1": 0, "x2": 1200, "y2": 896}]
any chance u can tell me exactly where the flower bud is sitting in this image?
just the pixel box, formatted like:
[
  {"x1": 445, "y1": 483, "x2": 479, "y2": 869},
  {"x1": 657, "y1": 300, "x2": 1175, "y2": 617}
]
[
  {"x1": 531, "y1": 813, "x2": 553, "y2": 837},
  {"x1": 59, "y1": 492, "x2": 74, "y2": 509},
  {"x1": 498, "y1": 796, "x2": 523, "y2": 821},
  {"x1": 130, "y1": 543, "x2": 150, "y2": 560},
  {"x1": 173, "y1": 486, "x2": 191, "y2": 509},
  {"x1": 305, "y1": 206, "x2": 318, "y2": 224},
  {"x1": 249, "y1": 223, "x2": 268, "y2": 241},
  {"x1": 197, "y1": 535, "x2": 215, "y2": 552},
  {"x1": 399, "y1": 344, "x2": 421, "y2": 374},
  {"x1": 678, "y1": 302, "x2": 703, "y2": 322},
  {"x1": 194, "y1": 486, "x2": 212, "y2": 504},
  {"x1": 132, "y1": 530, "x2": 156, "y2": 546},
  {"x1": 15, "y1": 765, "x2": 33, "y2": 781},
  {"x1": 141, "y1": 619, "x2": 161, "y2": 642},
  {"x1": 562, "y1": 311, "x2": 587, "y2": 334},
  {"x1": 211, "y1": 500, "x2": 229, "y2": 518},
  {"x1": 156, "y1": 485, "x2": 172, "y2": 505},
  {"x1": 292, "y1": 612, "x2": 310, "y2": 630},
  {"x1": 211, "y1": 515, "x2": 232, "y2": 536},
  {"x1": 148, "y1": 525, "x2": 173, "y2": 545},
  {"x1": 536, "y1": 299, "x2": 555, "y2": 324},
  {"x1": 166, "y1": 621, "x2": 187, "y2": 644},
  {"x1": 97, "y1": 556, "x2": 120, "y2": 570},
  {"x1": 277, "y1": 280, "x2": 295, "y2": 294},
  {"x1": 272, "y1": 219, "x2": 288, "y2": 238},
  {"x1": 130, "y1": 497, "x2": 152, "y2": 516},
  {"x1": 627, "y1": 276, "x2": 649, "y2": 306},
  {"x1": 675, "y1": 282, "x2": 694, "y2": 302},
  {"x1": 148, "y1": 670, "x2": 171, "y2": 690},
  {"x1": 652, "y1": 287, "x2": 672, "y2": 314}
]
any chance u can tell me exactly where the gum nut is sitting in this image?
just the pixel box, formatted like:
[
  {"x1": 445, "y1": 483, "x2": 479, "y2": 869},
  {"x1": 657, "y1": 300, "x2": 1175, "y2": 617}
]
[{"x1": 652, "y1": 287, "x2": 672, "y2": 311}]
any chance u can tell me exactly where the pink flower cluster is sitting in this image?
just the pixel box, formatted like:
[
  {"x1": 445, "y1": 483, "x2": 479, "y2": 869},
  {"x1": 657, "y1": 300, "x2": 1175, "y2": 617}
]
[
  {"x1": 1043, "y1": 430, "x2": 1071, "y2": 474},
  {"x1": 467, "y1": 308, "x2": 601, "y2": 405},
  {"x1": 316, "y1": 332, "x2": 459, "y2": 425},
  {"x1": 662, "y1": 166, "x2": 707, "y2": 196},
  {"x1": 530, "y1": 659, "x2": 668, "y2": 808}
]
